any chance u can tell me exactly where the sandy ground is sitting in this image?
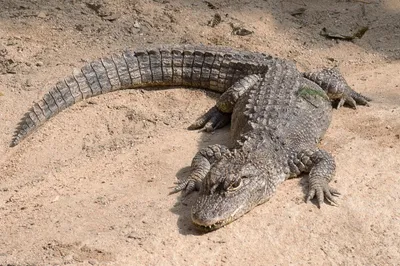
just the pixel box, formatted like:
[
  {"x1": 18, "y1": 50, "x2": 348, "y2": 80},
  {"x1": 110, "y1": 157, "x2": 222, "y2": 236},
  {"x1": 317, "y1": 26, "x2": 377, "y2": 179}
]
[{"x1": 0, "y1": 0, "x2": 399, "y2": 265}]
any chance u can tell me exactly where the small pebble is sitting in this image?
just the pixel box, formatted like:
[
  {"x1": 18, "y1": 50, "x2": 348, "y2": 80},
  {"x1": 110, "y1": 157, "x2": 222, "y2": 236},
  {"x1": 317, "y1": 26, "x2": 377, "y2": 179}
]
[
  {"x1": 133, "y1": 21, "x2": 140, "y2": 28},
  {"x1": 25, "y1": 79, "x2": 33, "y2": 87},
  {"x1": 63, "y1": 254, "x2": 74, "y2": 263},
  {"x1": 37, "y1": 11, "x2": 47, "y2": 18},
  {"x1": 88, "y1": 259, "x2": 98, "y2": 265}
]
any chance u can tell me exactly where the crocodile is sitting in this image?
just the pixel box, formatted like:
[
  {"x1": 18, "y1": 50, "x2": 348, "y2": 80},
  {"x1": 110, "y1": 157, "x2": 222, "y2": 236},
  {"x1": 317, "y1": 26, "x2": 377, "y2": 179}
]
[{"x1": 11, "y1": 45, "x2": 370, "y2": 231}]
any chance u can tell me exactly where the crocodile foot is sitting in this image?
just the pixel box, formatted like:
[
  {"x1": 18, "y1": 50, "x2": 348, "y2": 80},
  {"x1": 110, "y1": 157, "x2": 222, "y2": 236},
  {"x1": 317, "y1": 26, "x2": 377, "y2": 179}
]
[
  {"x1": 304, "y1": 68, "x2": 371, "y2": 109},
  {"x1": 336, "y1": 87, "x2": 371, "y2": 109},
  {"x1": 170, "y1": 178, "x2": 199, "y2": 196},
  {"x1": 306, "y1": 182, "x2": 341, "y2": 208},
  {"x1": 188, "y1": 106, "x2": 231, "y2": 132}
]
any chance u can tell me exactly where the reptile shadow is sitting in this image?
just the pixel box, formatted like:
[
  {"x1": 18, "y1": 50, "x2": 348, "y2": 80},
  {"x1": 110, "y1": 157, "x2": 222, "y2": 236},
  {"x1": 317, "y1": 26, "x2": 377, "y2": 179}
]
[
  {"x1": 170, "y1": 190, "x2": 204, "y2": 235},
  {"x1": 170, "y1": 127, "x2": 231, "y2": 235}
]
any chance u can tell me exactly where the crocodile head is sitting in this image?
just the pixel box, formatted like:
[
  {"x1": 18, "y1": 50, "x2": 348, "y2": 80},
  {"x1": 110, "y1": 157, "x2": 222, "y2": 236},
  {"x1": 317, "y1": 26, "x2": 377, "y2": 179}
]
[{"x1": 191, "y1": 151, "x2": 277, "y2": 231}]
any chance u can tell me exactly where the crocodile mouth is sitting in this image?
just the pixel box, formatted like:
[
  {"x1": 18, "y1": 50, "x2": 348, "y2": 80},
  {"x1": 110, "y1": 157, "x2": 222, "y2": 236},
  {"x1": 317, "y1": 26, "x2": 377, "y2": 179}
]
[{"x1": 192, "y1": 216, "x2": 234, "y2": 232}]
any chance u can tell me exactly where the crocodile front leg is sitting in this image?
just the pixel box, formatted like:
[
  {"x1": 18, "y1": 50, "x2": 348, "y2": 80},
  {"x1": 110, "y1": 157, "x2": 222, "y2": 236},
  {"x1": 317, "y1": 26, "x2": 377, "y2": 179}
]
[
  {"x1": 289, "y1": 149, "x2": 340, "y2": 207},
  {"x1": 306, "y1": 149, "x2": 340, "y2": 207},
  {"x1": 171, "y1": 144, "x2": 231, "y2": 195},
  {"x1": 188, "y1": 74, "x2": 261, "y2": 131}
]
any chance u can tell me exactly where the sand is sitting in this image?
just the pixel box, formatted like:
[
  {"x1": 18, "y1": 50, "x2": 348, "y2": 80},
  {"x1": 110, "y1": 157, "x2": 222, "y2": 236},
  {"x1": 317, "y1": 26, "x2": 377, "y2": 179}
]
[{"x1": 0, "y1": 0, "x2": 399, "y2": 265}]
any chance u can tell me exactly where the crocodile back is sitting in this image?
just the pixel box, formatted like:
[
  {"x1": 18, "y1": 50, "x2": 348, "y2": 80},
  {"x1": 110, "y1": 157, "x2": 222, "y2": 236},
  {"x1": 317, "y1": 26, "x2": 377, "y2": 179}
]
[
  {"x1": 231, "y1": 59, "x2": 299, "y2": 143},
  {"x1": 231, "y1": 59, "x2": 332, "y2": 154}
]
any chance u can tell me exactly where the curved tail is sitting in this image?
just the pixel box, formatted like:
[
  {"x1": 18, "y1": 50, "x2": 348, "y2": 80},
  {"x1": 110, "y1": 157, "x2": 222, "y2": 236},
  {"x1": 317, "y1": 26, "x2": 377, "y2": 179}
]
[{"x1": 11, "y1": 45, "x2": 271, "y2": 147}]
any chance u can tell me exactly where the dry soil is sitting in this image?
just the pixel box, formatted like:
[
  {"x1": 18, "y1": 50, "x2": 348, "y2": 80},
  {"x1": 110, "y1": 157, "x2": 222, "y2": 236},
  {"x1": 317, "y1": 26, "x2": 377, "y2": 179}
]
[{"x1": 0, "y1": 0, "x2": 399, "y2": 265}]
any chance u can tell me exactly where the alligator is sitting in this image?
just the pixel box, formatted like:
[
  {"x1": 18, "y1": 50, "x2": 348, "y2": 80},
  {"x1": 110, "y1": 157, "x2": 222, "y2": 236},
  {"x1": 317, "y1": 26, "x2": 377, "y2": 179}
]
[{"x1": 11, "y1": 45, "x2": 370, "y2": 231}]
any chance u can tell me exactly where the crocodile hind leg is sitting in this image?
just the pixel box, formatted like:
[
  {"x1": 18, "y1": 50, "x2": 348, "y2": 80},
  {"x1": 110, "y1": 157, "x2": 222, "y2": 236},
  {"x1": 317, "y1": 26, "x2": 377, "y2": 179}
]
[
  {"x1": 171, "y1": 144, "x2": 231, "y2": 195},
  {"x1": 304, "y1": 68, "x2": 371, "y2": 109},
  {"x1": 188, "y1": 74, "x2": 261, "y2": 131},
  {"x1": 289, "y1": 149, "x2": 340, "y2": 207}
]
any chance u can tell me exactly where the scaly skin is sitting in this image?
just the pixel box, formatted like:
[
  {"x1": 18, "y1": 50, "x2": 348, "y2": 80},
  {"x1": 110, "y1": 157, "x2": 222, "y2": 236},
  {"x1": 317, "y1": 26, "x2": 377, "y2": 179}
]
[
  {"x1": 176, "y1": 58, "x2": 369, "y2": 231},
  {"x1": 11, "y1": 45, "x2": 370, "y2": 231},
  {"x1": 11, "y1": 45, "x2": 272, "y2": 146}
]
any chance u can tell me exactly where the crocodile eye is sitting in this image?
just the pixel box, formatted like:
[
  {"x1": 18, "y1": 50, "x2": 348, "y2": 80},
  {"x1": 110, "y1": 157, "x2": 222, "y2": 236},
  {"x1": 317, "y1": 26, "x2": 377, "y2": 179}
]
[{"x1": 228, "y1": 179, "x2": 242, "y2": 191}]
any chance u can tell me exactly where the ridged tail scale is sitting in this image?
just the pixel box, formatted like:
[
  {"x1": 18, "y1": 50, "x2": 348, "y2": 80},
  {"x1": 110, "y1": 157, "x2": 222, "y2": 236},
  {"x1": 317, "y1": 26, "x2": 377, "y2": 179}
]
[{"x1": 11, "y1": 45, "x2": 272, "y2": 147}]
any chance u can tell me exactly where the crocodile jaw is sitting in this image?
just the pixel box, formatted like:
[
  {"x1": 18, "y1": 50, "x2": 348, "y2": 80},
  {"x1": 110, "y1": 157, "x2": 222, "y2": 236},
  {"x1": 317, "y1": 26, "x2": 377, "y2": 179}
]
[
  {"x1": 191, "y1": 193, "x2": 247, "y2": 232},
  {"x1": 191, "y1": 212, "x2": 235, "y2": 232}
]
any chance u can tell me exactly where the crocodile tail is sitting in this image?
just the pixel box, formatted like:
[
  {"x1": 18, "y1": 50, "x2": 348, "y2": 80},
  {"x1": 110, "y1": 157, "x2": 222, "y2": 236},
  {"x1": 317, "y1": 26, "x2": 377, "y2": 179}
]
[
  {"x1": 10, "y1": 48, "x2": 180, "y2": 147},
  {"x1": 11, "y1": 46, "x2": 271, "y2": 147}
]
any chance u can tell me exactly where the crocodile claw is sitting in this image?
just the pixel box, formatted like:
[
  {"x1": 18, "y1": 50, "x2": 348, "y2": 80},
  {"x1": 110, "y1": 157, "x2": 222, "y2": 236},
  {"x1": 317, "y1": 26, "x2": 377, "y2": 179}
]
[
  {"x1": 188, "y1": 106, "x2": 231, "y2": 132},
  {"x1": 337, "y1": 89, "x2": 371, "y2": 109},
  {"x1": 169, "y1": 178, "x2": 198, "y2": 196},
  {"x1": 306, "y1": 183, "x2": 340, "y2": 208}
]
